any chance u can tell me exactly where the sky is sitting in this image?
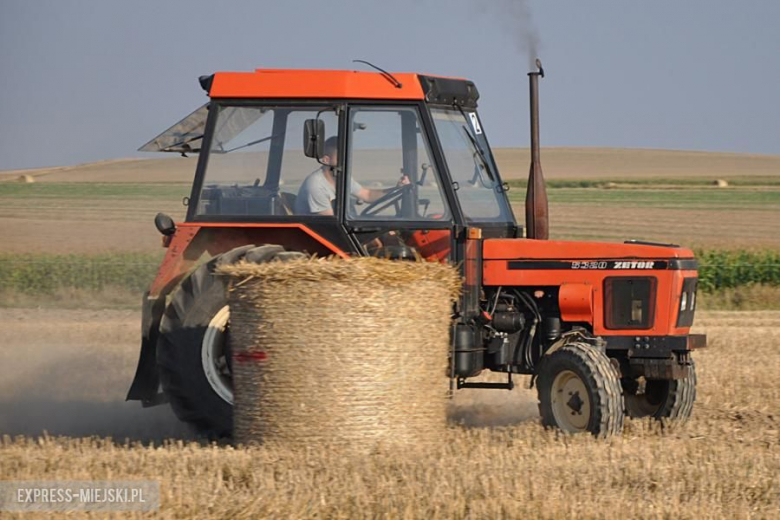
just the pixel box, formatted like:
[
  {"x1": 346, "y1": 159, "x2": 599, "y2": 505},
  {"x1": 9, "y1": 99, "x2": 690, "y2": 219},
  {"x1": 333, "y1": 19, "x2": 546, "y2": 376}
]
[{"x1": 1, "y1": 0, "x2": 779, "y2": 171}]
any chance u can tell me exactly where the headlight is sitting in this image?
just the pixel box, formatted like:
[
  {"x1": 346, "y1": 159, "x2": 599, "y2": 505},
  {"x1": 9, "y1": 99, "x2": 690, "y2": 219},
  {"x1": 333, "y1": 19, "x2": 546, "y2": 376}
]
[{"x1": 677, "y1": 278, "x2": 698, "y2": 327}]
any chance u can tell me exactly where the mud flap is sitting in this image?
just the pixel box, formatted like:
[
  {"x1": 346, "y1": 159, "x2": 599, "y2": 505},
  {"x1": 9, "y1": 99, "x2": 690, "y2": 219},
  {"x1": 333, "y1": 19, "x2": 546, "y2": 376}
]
[{"x1": 126, "y1": 292, "x2": 167, "y2": 406}]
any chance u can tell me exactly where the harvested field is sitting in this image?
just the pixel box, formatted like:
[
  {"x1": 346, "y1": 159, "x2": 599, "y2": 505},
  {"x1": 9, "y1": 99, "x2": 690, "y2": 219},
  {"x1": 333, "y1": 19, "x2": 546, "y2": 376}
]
[
  {"x1": 0, "y1": 158, "x2": 198, "y2": 184},
  {"x1": 4, "y1": 187, "x2": 778, "y2": 253},
  {"x1": 0, "y1": 309, "x2": 777, "y2": 517},
  {"x1": 1, "y1": 148, "x2": 779, "y2": 253},
  {"x1": 493, "y1": 147, "x2": 780, "y2": 180},
  {"x1": 0, "y1": 309, "x2": 189, "y2": 442},
  {"x1": 548, "y1": 202, "x2": 780, "y2": 248},
  {"x1": 1, "y1": 149, "x2": 778, "y2": 515},
  {"x1": 0, "y1": 183, "x2": 187, "y2": 254},
  {"x1": 4, "y1": 148, "x2": 779, "y2": 183}
]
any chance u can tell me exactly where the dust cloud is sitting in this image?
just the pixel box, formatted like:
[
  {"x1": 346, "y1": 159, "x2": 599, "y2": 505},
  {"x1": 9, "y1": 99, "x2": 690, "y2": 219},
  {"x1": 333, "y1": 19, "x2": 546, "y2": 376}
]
[
  {"x1": 449, "y1": 373, "x2": 541, "y2": 427},
  {"x1": 0, "y1": 308, "x2": 539, "y2": 442},
  {"x1": 0, "y1": 309, "x2": 193, "y2": 443},
  {"x1": 0, "y1": 401, "x2": 191, "y2": 443}
]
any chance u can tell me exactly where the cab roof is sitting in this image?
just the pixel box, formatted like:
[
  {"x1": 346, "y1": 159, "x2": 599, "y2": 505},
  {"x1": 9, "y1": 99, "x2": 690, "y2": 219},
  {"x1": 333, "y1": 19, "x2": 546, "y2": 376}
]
[
  {"x1": 140, "y1": 69, "x2": 479, "y2": 154},
  {"x1": 209, "y1": 69, "x2": 426, "y2": 100},
  {"x1": 205, "y1": 69, "x2": 478, "y2": 106}
]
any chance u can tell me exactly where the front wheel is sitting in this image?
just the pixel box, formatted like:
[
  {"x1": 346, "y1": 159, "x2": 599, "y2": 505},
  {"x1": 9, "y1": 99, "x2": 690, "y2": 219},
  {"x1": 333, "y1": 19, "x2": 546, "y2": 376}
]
[
  {"x1": 537, "y1": 343, "x2": 625, "y2": 437},
  {"x1": 623, "y1": 361, "x2": 697, "y2": 423}
]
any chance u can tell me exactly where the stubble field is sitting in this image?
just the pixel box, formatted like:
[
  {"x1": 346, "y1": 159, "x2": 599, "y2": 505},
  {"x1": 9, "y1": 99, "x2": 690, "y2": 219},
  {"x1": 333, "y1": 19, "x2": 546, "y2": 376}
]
[
  {"x1": 0, "y1": 309, "x2": 777, "y2": 518},
  {"x1": 1, "y1": 148, "x2": 779, "y2": 517}
]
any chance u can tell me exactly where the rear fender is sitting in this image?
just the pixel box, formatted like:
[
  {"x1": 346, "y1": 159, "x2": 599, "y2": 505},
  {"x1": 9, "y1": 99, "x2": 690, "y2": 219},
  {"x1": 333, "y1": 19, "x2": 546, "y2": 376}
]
[
  {"x1": 127, "y1": 223, "x2": 348, "y2": 404},
  {"x1": 149, "y1": 223, "x2": 348, "y2": 296},
  {"x1": 125, "y1": 292, "x2": 167, "y2": 404}
]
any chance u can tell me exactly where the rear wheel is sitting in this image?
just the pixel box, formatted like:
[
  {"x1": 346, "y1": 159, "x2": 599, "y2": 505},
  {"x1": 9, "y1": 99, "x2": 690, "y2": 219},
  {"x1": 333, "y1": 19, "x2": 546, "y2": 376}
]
[
  {"x1": 624, "y1": 361, "x2": 697, "y2": 422},
  {"x1": 156, "y1": 244, "x2": 305, "y2": 438},
  {"x1": 537, "y1": 343, "x2": 624, "y2": 437}
]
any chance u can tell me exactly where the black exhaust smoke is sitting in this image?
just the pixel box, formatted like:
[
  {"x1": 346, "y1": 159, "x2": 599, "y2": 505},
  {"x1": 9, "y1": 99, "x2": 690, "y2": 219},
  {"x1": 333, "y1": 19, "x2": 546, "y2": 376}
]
[{"x1": 525, "y1": 59, "x2": 549, "y2": 240}]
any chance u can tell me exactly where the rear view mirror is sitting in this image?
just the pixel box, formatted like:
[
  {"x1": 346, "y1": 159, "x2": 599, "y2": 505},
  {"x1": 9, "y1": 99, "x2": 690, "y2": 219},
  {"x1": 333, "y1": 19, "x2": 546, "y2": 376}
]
[
  {"x1": 303, "y1": 119, "x2": 325, "y2": 158},
  {"x1": 154, "y1": 213, "x2": 176, "y2": 236}
]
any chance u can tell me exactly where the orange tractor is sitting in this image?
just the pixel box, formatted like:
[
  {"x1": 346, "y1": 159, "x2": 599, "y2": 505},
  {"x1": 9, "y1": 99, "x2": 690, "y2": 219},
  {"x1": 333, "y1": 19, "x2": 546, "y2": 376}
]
[{"x1": 128, "y1": 62, "x2": 705, "y2": 437}]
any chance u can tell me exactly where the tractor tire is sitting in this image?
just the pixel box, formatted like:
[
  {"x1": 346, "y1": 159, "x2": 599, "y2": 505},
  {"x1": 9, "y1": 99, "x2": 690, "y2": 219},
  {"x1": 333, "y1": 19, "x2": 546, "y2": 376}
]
[
  {"x1": 156, "y1": 244, "x2": 305, "y2": 438},
  {"x1": 624, "y1": 361, "x2": 697, "y2": 423},
  {"x1": 537, "y1": 342, "x2": 624, "y2": 437}
]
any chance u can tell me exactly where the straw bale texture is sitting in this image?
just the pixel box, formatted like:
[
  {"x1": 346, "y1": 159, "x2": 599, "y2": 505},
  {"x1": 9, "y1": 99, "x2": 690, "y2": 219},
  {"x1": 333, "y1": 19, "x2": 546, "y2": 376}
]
[{"x1": 218, "y1": 257, "x2": 460, "y2": 450}]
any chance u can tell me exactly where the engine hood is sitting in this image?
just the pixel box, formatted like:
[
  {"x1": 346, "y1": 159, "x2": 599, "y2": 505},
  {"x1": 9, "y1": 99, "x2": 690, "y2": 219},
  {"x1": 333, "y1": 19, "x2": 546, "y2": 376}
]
[
  {"x1": 481, "y1": 238, "x2": 699, "y2": 336},
  {"x1": 483, "y1": 238, "x2": 695, "y2": 268}
]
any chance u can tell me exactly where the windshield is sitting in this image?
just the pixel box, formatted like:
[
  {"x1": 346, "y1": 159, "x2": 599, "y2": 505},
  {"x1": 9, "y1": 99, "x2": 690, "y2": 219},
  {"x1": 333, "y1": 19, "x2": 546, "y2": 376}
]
[{"x1": 430, "y1": 108, "x2": 513, "y2": 223}]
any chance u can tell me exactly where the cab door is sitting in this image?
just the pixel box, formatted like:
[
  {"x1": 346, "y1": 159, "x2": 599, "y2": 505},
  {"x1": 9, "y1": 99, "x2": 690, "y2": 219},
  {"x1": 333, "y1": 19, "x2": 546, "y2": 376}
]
[{"x1": 343, "y1": 104, "x2": 455, "y2": 261}]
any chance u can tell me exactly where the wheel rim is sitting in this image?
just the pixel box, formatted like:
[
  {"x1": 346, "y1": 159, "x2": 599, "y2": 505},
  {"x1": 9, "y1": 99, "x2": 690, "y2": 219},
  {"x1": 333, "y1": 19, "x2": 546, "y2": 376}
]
[
  {"x1": 201, "y1": 305, "x2": 233, "y2": 404},
  {"x1": 550, "y1": 370, "x2": 591, "y2": 432}
]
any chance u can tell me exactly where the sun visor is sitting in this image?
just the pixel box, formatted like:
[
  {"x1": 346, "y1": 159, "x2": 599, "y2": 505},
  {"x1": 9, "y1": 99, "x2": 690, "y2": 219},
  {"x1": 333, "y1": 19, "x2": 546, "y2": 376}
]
[{"x1": 138, "y1": 103, "x2": 210, "y2": 153}]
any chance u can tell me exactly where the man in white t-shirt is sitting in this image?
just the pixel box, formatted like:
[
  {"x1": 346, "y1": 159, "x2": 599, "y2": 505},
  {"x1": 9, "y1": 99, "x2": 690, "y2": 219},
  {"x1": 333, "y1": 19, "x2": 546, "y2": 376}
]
[{"x1": 295, "y1": 136, "x2": 409, "y2": 215}]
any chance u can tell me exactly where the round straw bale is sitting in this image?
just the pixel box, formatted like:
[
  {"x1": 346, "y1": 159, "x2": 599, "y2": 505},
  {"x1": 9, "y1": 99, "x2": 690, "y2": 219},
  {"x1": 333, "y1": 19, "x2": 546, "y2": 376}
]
[{"x1": 218, "y1": 257, "x2": 460, "y2": 450}]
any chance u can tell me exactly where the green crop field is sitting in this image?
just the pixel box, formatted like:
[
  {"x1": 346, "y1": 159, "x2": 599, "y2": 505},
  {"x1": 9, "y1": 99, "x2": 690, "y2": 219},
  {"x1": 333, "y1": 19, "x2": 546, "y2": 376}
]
[
  {"x1": 1, "y1": 250, "x2": 778, "y2": 310},
  {"x1": 0, "y1": 253, "x2": 161, "y2": 295}
]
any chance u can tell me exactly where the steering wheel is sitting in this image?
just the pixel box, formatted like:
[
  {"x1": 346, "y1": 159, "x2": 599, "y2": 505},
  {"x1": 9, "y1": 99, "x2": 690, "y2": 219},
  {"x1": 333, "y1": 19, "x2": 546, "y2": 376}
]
[{"x1": 360, "y1": 183, "x2": 413, "y2": 217}]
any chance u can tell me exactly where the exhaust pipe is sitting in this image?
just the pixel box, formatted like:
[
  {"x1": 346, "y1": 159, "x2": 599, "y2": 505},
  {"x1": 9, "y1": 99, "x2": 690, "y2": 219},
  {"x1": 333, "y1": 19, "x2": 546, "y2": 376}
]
[{"x1": 525, "y1": 59, "x2": 549, "y2": 240}]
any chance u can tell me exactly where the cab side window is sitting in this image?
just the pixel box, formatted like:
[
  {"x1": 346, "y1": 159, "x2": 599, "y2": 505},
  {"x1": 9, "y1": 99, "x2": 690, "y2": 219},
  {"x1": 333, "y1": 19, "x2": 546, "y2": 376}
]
[{"x1": 196, "y1": 106, "x2": 338, "y2": 217}]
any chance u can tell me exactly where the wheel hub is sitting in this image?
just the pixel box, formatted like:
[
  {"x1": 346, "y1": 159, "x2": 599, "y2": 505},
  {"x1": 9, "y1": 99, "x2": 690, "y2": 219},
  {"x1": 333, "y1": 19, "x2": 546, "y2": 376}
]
[
  {"x1": 551, "y1": 370, "x2": 591, "y2": 432},
  {"x1": 201, "y1": 305, "x2": 234, "y2": 404},
  {"x1": 567, "y1": 391, "x2": 585, "y2": 414}
]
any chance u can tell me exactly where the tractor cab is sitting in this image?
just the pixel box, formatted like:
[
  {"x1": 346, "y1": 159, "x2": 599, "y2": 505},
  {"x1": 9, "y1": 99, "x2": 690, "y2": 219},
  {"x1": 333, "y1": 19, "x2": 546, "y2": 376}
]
[{"x1": 141, "y1": 69, "x2": 517, "y2": 263}]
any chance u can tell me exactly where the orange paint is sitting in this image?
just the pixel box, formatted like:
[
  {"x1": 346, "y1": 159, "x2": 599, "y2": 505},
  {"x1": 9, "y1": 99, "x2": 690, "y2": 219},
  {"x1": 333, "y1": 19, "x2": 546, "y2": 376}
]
[
  {"x1": 210, "y1": 69, "x2": 427, "y2": 100},
  {"x1": 559, "y1": 283, "x2": 594, "y2": 324},
  {"x1": 481, "y1": 238, "x2": 698, "y2": 337},
  {"x1": 408, "y1": 229, "x2": 452, "y2": 262},
  {"x1": 176, "y1": 222, "x2": 348, "y2": 258},
  {"x1": 483, "y1": 238, "x2": 694, "y2": 260},
  {"x1": 148, "y1": 222, "x2": 348, "y2": 297},
  {"x1": 149, "y1": 225, "x2": 199, "y2": 295}
]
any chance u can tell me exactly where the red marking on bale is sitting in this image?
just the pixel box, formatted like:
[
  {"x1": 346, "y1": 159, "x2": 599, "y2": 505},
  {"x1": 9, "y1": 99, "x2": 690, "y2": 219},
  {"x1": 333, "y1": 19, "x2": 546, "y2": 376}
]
[{"x1": 233, "y1": 351, "x2": 268, "y2": 362}]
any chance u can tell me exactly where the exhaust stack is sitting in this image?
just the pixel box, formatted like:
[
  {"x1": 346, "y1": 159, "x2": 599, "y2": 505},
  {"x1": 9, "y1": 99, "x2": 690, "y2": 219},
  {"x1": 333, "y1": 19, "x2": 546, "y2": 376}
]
[{"x1": 525, "y1": 59, "x2": 549, "y2": 240}]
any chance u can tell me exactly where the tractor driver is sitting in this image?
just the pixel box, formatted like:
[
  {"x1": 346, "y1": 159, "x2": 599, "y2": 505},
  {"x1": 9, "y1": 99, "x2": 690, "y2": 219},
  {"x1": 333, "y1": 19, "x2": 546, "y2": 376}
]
[{"x1": 295, "y1": 136, "x2": 409, "y2": 215}]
